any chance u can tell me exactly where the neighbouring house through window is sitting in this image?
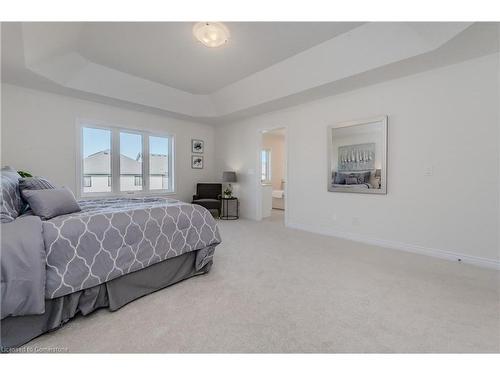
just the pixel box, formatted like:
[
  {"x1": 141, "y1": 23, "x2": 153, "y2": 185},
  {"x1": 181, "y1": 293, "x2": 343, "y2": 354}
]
[
  {"x1": 83, "y1": 176, "x2": 92, "y2": 187},
  {"x1": 80, "y1": 124, "x2": 174, "y2": 196}
]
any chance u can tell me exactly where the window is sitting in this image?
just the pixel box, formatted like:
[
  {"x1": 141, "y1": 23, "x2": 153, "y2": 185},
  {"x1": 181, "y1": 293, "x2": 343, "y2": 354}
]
[
  {"x1": 261, "y1": 149, "x2": 271, "y2": 183},
  {"x1": 82, "y1": 127, "x2": 111, "y2": 194},
  {"x1": 79, "y1": 124, "x2": 174, "y2": 196},
  {"x1": 149, "y1": 136, "x2": 169, "y2": 190},
  {"x1": 120, "y1": 132, "x2": 143, "y2": 191}
]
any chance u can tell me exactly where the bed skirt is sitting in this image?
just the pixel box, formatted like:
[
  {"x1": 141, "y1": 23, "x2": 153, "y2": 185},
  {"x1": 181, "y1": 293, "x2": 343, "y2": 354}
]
[{"x1": 1, "y1": 249, "x2": 212, "y2": 350}]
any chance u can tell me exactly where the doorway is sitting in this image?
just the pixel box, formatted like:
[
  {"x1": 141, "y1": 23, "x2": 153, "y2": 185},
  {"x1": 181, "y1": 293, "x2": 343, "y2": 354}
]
[{"x1": 257, "y1": 127, "x2": 287, "y2": 224}]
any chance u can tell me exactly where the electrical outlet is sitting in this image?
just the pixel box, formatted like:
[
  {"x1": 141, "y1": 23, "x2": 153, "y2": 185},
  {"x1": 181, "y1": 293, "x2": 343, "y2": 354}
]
[
  {"x1": 352, "y1": 217, "x2": 360, "y2": 226},
  {"x1": 424, "y1": 166, "x2": 433, "y2": 176}
]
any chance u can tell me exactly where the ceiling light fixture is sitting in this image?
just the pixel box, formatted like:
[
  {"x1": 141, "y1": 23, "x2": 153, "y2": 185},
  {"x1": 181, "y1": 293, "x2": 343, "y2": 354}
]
[{"x1": 193, "y1": 22, "x2": 230, "y2": 48}]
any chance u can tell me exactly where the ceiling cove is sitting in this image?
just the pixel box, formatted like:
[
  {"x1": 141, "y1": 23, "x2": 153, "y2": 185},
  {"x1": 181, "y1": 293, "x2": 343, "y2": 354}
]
[{"x1": 2, "y1": 22, "x2": 498, "y2": 124}]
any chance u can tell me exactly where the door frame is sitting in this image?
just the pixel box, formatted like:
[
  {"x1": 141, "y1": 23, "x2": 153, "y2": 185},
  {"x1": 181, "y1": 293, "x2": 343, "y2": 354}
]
[{"x1": 255, "y1": 125, "x2": 289, "y2": 225}]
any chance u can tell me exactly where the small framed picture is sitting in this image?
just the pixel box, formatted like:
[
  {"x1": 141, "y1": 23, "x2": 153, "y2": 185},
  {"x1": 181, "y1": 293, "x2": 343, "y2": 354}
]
[
  {"x1": 192, "y1": 155, "x2": 204, "y2": 169},
  {"x1": 192, "y1": 139, "x2": 204, "y2": 153}
]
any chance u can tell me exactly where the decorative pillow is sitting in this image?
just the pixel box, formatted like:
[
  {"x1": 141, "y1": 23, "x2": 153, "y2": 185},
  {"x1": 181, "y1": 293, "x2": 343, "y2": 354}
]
[
  {"x1": 333, "y1": 172, "x2": 344, "y2": 184},
  {"x1": 345, "y1": 177, "x2": 359, "y2": 185},
  {"x1": 0, "y1": 166, "x2": 22, "y2": 223},
  {"x1": 361, "y1": 171, "x2": 371, "y2": 183},
  {"x1": 20, "y1": 177, "x2": 56, "y2": 193},
  {"x1": 346, "y1": 171, "x2": 371, "y2": 184},
  {"x1": 353, "y1": 171, "x2": 369, "y2": 184},
  {"x1": 22, "y1": 187, "x2": 81, "y2": 220},
  {"x1": 19, "y1": 177, "x2": 56, "y2": 213}
]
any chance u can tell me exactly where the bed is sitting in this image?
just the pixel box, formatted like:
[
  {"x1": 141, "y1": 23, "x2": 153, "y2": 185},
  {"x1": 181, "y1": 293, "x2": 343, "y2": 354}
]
[
  {"x1": 331, "y1": 170, "x2": 380, "y2": 190},
  {"x1": 331, "y1": 183, "x2": 371, "y2": 189},
  {"x1": 1, "y1": 176, "x2": 221, "y2": 349}
]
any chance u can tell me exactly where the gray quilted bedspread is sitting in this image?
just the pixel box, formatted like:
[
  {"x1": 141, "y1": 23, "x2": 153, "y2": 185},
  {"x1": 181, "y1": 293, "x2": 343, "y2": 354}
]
[{"x1": 43, "y1": 197, "x2": 221, "y2": 298}]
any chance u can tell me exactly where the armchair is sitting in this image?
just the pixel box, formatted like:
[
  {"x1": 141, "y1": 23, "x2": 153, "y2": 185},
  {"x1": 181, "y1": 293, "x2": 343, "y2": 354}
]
[{"x1": 192, "y1": 183, "x2": 222, "y2": 217}]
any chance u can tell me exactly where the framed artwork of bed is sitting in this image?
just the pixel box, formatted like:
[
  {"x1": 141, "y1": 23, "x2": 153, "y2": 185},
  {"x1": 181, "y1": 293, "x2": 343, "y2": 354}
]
[{"x1": 327, "y1": 116, "x2": 387, "y2": 194}]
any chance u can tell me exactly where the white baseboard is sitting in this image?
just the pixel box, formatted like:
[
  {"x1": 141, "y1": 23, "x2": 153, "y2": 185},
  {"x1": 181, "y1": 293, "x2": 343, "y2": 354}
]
[{"x1": 287, "y1": 221, "x2": 500, "y2": 270}]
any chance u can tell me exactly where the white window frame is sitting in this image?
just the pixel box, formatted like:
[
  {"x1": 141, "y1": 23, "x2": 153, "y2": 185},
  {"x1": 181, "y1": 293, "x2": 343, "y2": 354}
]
[
  {"x1": 76, "y1": 119, "x2": 175, "y2": 198},
  {"x1": 118, "y1": 128, "x2": 145, "y2": 193},
  {"x1": 261, "y1": 149, "x2": 272, "y2": 184}
]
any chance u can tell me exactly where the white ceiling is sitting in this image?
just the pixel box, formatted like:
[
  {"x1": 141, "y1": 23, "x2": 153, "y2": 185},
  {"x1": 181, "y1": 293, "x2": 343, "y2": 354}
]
[
  {"x1": 77, "y1": 22, "x2": 363, "y2": 94},
  {"x1": 2, "y1": 22, "x2": 498, "y2": 124}
]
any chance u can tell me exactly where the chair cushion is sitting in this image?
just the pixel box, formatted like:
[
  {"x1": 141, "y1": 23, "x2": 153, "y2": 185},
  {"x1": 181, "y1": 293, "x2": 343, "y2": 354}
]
[
  {"x1": 193, "y1": 199, "x2": 220, "y2": 210},
  {"x1": 193, "y1": 199, "x2": 220, "y2": 203}
]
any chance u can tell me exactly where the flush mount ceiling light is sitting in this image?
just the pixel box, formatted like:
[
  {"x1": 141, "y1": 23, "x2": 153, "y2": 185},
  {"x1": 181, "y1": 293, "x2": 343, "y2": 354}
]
[{"x1": 193, "y1": 22, "x2": 230, "y2": 48}]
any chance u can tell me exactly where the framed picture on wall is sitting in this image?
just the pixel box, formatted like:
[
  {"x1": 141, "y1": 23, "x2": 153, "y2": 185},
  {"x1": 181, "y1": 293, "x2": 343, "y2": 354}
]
[
  {"x1": 192, "y1": 155, "x2": 204, "y2": 169},
  {"x1": 192, "y1": 139, "x2": 204, "y2": 153}
]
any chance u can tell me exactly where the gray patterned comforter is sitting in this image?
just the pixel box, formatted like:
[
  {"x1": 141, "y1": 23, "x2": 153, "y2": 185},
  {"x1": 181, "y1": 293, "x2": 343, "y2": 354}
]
[{"x1": 43, "y1": 197, "x2": 221, "y2": 298}]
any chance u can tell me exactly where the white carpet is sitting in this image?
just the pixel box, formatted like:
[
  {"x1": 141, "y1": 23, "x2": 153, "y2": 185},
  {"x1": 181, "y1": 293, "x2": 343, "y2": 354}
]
[{"x1": 23, "y1": 210, "x2": 500, "y2": 352}]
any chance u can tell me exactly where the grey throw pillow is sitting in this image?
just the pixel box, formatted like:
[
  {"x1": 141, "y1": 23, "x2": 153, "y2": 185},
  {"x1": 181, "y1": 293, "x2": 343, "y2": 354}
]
[
  {"x1": 1, "y1": 166, "x2": 22, "y2": 223},
  {"x1": 345, "y1": 177, "x2": 359, "y2": 185},
  {"x1": 22, "y1": 187, "x2": 81, "y2": 220},
  {"x1": 347, "y1": 172, "x2": 370, "y2": 184},
  {"x1": 361, "y1": 171, "x2": 371, "y2": 183},
  {"x1": 19, "y1": 177, "x2": 56, "y2": 213},
  {"x1": 20, "y1": 177, "x2": 56, "y2": 192},
  {"x1": 333, "y1": 172, "x2": 347, "y2": 184}
]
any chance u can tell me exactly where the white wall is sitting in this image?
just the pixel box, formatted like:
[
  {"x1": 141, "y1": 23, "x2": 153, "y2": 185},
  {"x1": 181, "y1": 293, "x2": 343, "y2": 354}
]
[
  {"x1": 215, "y1": 54, "x2": 500, "y2": 266},
  {"x1": 1, "y1": 84, "x2": 216, "y2": 203}
]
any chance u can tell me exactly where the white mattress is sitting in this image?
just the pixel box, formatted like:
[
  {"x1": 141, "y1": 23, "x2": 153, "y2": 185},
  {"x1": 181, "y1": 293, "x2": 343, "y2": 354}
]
[{"x1": 272, "y1": 190, "x2": 285, "y2": 199}]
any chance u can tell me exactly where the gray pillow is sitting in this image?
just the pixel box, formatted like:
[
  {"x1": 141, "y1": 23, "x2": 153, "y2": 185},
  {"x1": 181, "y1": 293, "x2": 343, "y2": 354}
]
[
  {"x1": 22, "y1": 187, "x2": 81, "y2": 220},
  {"x1": 345, "y1": 177, "x2": 359, "y2": 185},
  {"x1": 347, "y1": 171, "x2": 370, "y2": 184},
  {"x1": 1, "y1": 166, "x2": 22, "y2": 223},
  {"x1": 333, "y1": 172, "x2": 346, "y2": 184},
  {"x1": 19, "y1": 177, "x2": 56, "y2": 213},
  {"x1": 20, "y1": 177, "x2": 56, "y2": 193},
  {"x1": 360, "y1": 171, "x2": 371, "y2": 183}
]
